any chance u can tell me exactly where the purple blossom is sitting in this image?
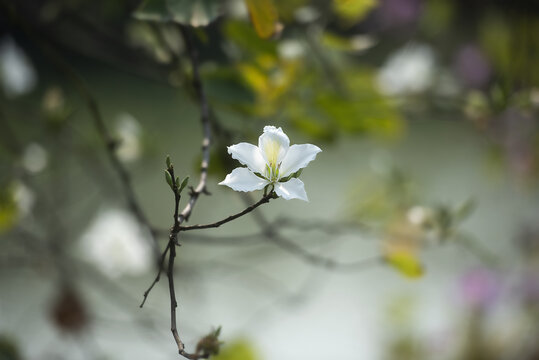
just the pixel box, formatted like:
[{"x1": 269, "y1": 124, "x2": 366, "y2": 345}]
[{"x1": 460, "y1": 268, "x2": 501, "y2": 308}]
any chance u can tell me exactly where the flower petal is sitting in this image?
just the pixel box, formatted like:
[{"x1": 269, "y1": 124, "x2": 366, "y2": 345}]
[
  {"x1": 279, "y1": 144, "x2": 322, "y2": 178},
  {"x1": 258, "y1": 126, "x2": 290, "y2": 166},
  {"x1": 227, "y1": 143, "x2": 266, "y2": 174},
  {"x1": 219, "y1": 167, "x2": 269, "y2": 192},
  {"x1": 275, "y1": 178, "x2": 308, "y2": 201}
]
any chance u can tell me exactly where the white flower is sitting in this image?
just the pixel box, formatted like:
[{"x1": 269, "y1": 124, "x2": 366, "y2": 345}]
[
  {"x1": 22, "y1": 142, "x2": 48, "y2": 174},
  {"x1": 0, "y1": 37, "x2": 37, "y2": 98},
  {"x1": 115, "y1": 112, "x2": 142, "y2": 163},
  {"x1": 78, "y1": 209, "x2": 152, "y2": 278},
  {"x1": 219, "y1": 126, "x2": 321, "y2": 201},
  {"x1": 377, "y1": 43, "x2": 435, "y2": 96}
]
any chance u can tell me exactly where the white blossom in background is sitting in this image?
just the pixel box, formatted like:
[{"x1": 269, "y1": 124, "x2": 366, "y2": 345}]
[
  {"x1": 294, "y1": 6, "x2": 320, "y2": 23},
  {"x1": 278, "y1": 40, "x2": 305, "y2": 60},
  {"x1": 377, "y1": 43, "x2": 435, "y2": 96},
  {"x1": 78, "y1": 209, "x2": 152, "y2": 278},
  {"x1": 22, "y1": 143, "x2": 48, "y2": 174},
  {"x1": 13, "y1": 182, "x2": 35, "y2": 218},
  {"x1": 407, "y1": 206, "x2": 432, "y2": 226},
  {"x1": 0, "y1": 37, "x2": 37, "y2": 98},
  {"x1": 115, "y1": 113, "x2": 142, "y2": 162},
  {"x1": 219, "y1": 126, "x2": 321, "y2": 201}
]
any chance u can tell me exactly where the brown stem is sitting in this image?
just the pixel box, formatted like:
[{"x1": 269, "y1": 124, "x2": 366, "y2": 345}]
[
  {"x1": 139, "y1": 242, "x2": 171, "y2": 308},
  {"x1": 240, "y1": 194, "x2": 383, "y2": 271},
  {"x1": 177, "y1": 24, "x2": 211, "y2": 224},
  {"x1": 179, "y1": 192, "x2": 277, "y2": 231}
]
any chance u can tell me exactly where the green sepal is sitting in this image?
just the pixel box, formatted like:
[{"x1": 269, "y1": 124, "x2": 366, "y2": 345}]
[
  {"x1": 278, "y1": 169, "x2": 303, "y2": 183},
  {"x1": 178, "y1": 176, "x2": 189, "y2": 194},
  {"x1": 165, "y1": 170, "x2": 173, "y2": 189}
]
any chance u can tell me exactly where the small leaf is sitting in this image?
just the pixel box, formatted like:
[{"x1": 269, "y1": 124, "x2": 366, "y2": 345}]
[
  {"x1": 166, "y1": 155, "x2": 171, "y2": 169},
  {"x1": 179, "y1": 176, "x2": 189, "y2": 193},
  {"x1": 165, "y1": 170, "x2": 174, "y2": 189},
  {"x1": 244, "y1": 0, "x2": 280, "y2": 39},
  {"x1": 385, "y1": 251, "x2": 424, "y2": 278}
]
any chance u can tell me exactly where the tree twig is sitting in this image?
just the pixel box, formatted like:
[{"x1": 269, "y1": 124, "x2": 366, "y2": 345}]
[
  {"x1": 0, "y1": 4, "x2": 161, "y2": 256},
  {"x1": 240, "y1": 193, "x2": 384, "y2": 271},
  {"x1": 157, "y1": 24, "x2": 215, "y2": 360},
  {"x1": 139, "y1": 241, "x2": 171, "y2": 308},
  {"x1": 177, "y1": 24, "x2": 211, "y2": 224},
  {"x1": 179, "y1": 192, "x2": 278, "y2": 231}
]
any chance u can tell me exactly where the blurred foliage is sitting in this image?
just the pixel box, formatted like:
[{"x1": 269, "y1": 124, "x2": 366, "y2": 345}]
[
  {"x1": 385, "y1": 249, "x2": 424, "y2": 278},
  {"x1": 347, "y1": 167, "x2": 478, "y2": 277},
  {"x1": 0, "y1": 185, "x2": 18, "y2": 233},
  {"x1": 134, "y1": 0, "x2": 222, "y2": 27},
  {"x1": 244, "y1": 0, "x2": 280, "y2": 39},
  {"x1": 212, "y1": 340, "x2": 261, "y2": 360},
  {"x1": 195, "y1": 327, "x2": 224, "y2": 357},
  {"x1": 333, "y1": 0, "x2": 378, "y2": 24},
  {"x1": 1, "y1": 0, "x2": 538, "y2": 358},
  {"x1": 209, "y1": 18, "x2": 404, "y2": 144},
  {"x1": 0, "y1": 335, "x2": 22, "y2": 360},
  {"x1": 50, "y1": 287, "x2": 89, "y2": 333}
]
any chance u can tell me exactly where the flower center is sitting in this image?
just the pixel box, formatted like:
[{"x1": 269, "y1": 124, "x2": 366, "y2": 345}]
[
  {"x1": 264, "y1": 139, "x2": 281, "y2": 168},
  {"x1": 263, "y1": 139, "x2": 282, "y2": 182},
  {"x1": 265, "y1": 163, "x2": 280, "y2": 182}
]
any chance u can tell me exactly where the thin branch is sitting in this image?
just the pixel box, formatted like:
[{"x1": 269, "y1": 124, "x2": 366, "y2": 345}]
[
  {"x1": 157, "y1": 25, "x2": 215, "y2": 360},
  {"x1": 177, "y1": 24, "x2": 212, "y2": 224},
  {"x1": 1, "y1": 5, "x2": 161, "y2": 254},
  {"x1": 60, "y1": 66, "x2": 158, "y2": 240},
  {"x1": 274, "y1": 216, "x2": 371, "y2": 236},
  {"x1": 240, "y1": 194, "x2": 384, "y2": 272},
  {"x1": 163, "y1": 163, "x2": 210, "y2": 359},
  {"x1": 139, "y1": 242, "x2": 171, "y2": 308},
  {"x1": 264, "y1": 231, "x2": 384, "y2": 271},
  {"x1": 179, "y1": 192, "x2": 278, "y2": 231}
]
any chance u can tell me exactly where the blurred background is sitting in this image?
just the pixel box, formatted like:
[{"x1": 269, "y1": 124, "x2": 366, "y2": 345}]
[{"x1": 1, "y1": 0, "x2": 539, "y2": 359}]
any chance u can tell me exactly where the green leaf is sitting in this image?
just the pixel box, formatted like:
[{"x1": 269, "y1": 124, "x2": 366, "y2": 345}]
[
  {"x1": 166, "y1": 155, "x2": 171, "y2": 168},
  {"x1": 179, "y1": 176, "x2": 189, "y2": 193},
  {"x1": 224, "y1": 20, "x2": 278, "y2": 56},
  {"x1": 165, "y1": 170, "x2": 174, "y2": 189},
  {"x1": 244, "y1": 0, "x2": 280, "y2": 39},
  {"x1": 385, "y1": 251, "x2": 424, "y2": 278},
  {"x1": 315, "y1": 69, "x2": 404, "y2": 138}
]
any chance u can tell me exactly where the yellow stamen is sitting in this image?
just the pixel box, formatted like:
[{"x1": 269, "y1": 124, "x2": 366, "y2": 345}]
[{"x1": 264, "y1": 139, "x2": 280, "y2": 168}]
